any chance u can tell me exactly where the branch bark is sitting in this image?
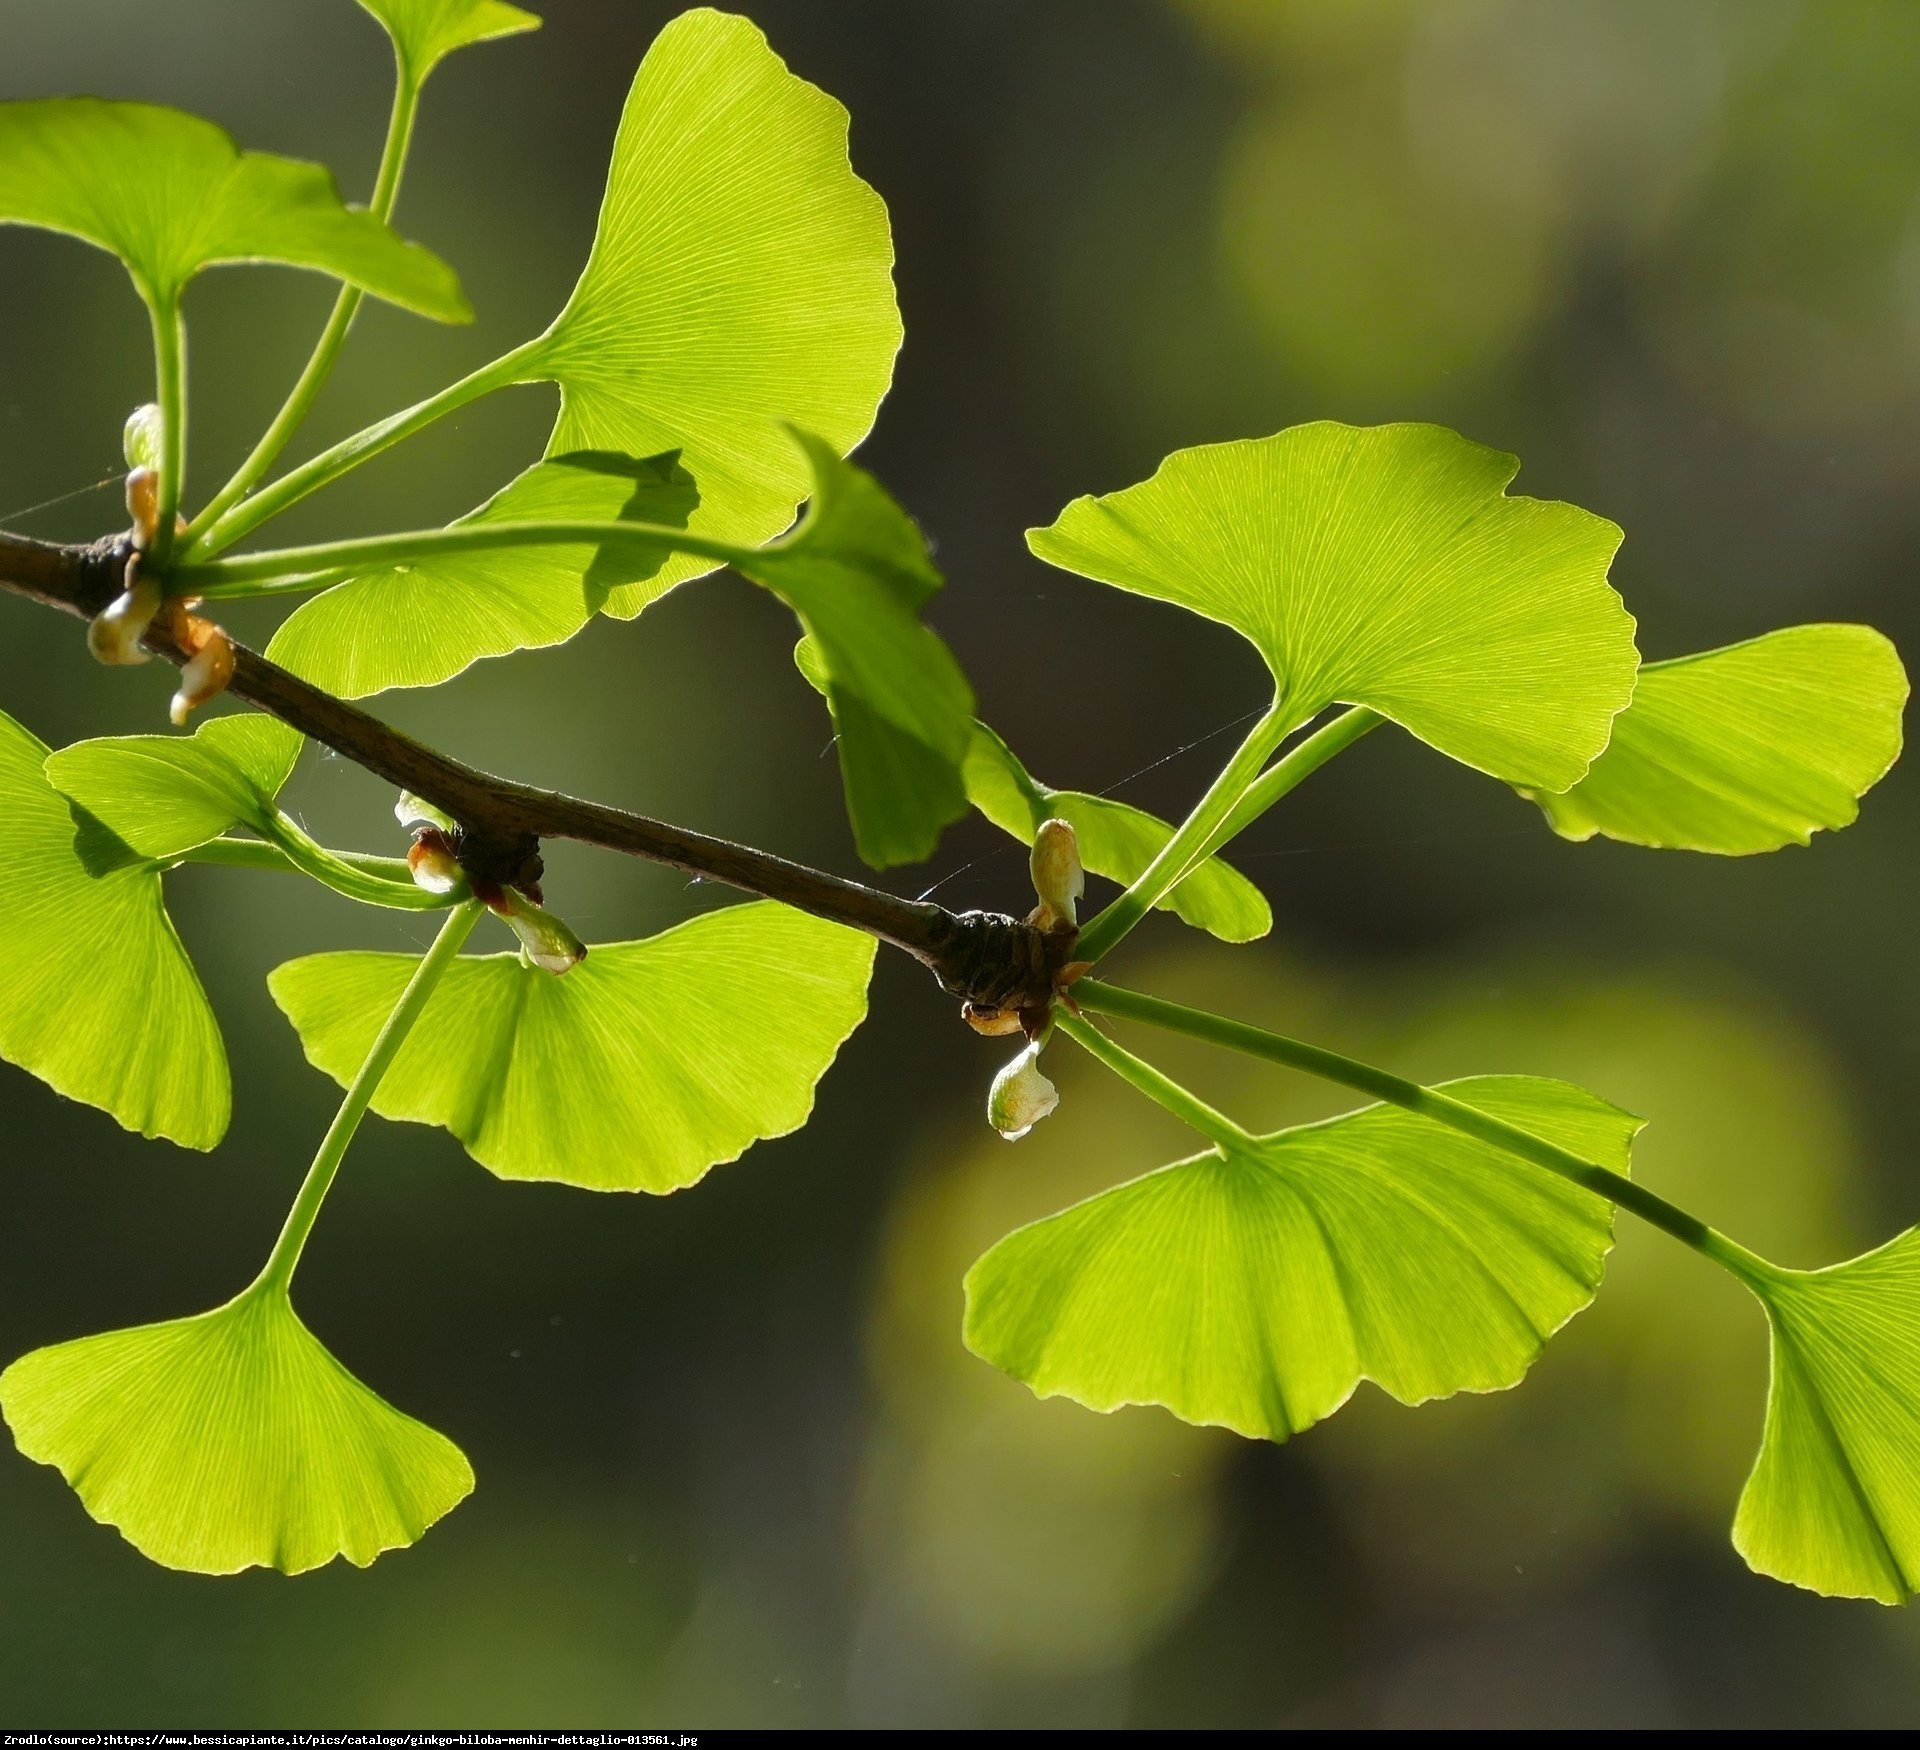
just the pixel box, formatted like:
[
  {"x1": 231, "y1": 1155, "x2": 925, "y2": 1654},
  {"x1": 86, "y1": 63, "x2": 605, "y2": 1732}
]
[{"x1": 0, "y1": 527, "x2": 1066, "y2": 1013}]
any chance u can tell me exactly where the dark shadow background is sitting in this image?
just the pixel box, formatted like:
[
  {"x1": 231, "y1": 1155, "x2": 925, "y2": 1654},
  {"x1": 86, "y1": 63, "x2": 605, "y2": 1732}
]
[{"x1": 3, "y1": 0, "x2": 1919, "y2": 1727}]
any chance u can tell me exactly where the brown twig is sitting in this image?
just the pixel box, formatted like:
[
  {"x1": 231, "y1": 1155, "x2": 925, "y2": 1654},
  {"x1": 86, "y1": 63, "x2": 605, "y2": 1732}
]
[{"x1": 0, "y1": 527, "x2": 1069, "y2": 1012}]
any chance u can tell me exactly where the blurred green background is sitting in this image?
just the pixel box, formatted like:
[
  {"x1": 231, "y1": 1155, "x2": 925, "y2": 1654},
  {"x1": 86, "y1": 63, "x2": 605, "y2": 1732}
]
[{"x1": 3, "y1": 0, "x2": 1919, "y2": 1727}]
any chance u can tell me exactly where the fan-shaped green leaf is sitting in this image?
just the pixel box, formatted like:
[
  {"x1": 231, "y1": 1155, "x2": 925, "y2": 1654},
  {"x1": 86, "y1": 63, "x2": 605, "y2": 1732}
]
[
  {"x1": 270, "y1": 901, "x2": 874, "y2": 1191},
  {"x1": 267, "y1": 451, "x2": 696, "y2": 696},
  {"x1": 1732, "y1": 1231, "x2": 1920, "y2": 1603},
  {"x1": 0, "y1": 709, "x2": 226, "y2": 1149},
  {"x1": 963, "y1": 723, "x2": 1270, "y2": 943},
  {"x1": 1528, "y1": 624, "x2": 1907, "y2": 854},
  {"x1": 0, "y1": 99, "x2": 467, "y2": 317},
  {"x1": 0, "y1": 1286, "x2": 471, "y2": 1575},
  {"x1": 735, "y1": 433, "x2": 970, "y2": 867},
  {"x1": 511, "y1": 7, "x2": 900, "y2": 615},
  {"x1": 357, "y1": 0, "x2": 540, "y2": 85},
  {"x1": 965, "y1": 1075, "x2": 1641, "y2": 1442},
  {"x1": 1028, "y1": 422, "x2": 1638, "y2": 790},
  {"x1": 44, "y1": 715, "x2": 301, "y2": 861}
]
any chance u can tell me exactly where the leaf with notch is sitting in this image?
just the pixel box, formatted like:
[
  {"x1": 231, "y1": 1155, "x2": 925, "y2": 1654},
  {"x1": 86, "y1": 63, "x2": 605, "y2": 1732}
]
[
  {"x1": 0, "y1": 709, "x2": 226, "y2": 1149},
  {"x1": 1526, "y1": 624, "x2": 1907, "y2": 854},
  {"x1": 44, "y1": 715, "x2": 302, "y2": 861},
  {"x1": 966, "y1": 1075, "x2": 1640, "y2": 1442},
  {"x1": 0, "y1": 99, "x2": 467, "y2": 318},
  {"x1": 0, "y1": 1286, "x2": 471, "y2": 1575},
  {"x1": 1029, "y1": 422, "x2": 1638, "y2": 792},
  {"x1": 267, "y1": 451, "x2": 696, "y2": 696},
  {"x1": 508, "y1": 7, "x2": 901, "y2": 615},
  {"x1": 963, "y1": 722, "x2": 1270, "y2": 943},
  {"x1": 357, "y1": 0, "x2": 540, "y2": 87},
  {"x1": 270, "y1": 901, "x2": 874, "y2": 1192}
]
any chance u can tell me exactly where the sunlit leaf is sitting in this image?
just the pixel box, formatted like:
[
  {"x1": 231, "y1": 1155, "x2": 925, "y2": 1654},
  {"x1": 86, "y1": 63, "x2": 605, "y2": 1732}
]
[
  {"x1": 963, "y1": 723, "x2": 1270, "y2": 943},
  {"x1": 0, "y1": 99, "x2": 467, "y2": 317},
  {"x1": 270, "y1": 901, "x2": 874, "y2": 1191},
  {"x1": 267, "y1": 451, "x2": 695, "y2": 696},
  {"x1": 511, "y1": 7, "x2": 900, "y2": 614},
  {"x1": 357, "y1": 0, "x2": 540, "y2": 85},
  {"x1": 966, "y1": 1075, "x2": 1641, "y2": 1441},
  {"x1": 1732, "y1": 1232, "x2": 1920, "y2": 1603},
  {"x1": 1527, "y1": 624, "x2": 1907, "y2": 854},
  {"x1": 0, "y1": 709, "x2": 226, "y2": 1149},
  {"x1": 44, "y1": 715, "x2": 302, "y2": 861},
  {"x1": 1028, "y1": 422, "x2": 1638, "y2": 790},
  {"x1": 0, "y1": 1286, "x2": 471, "y2": 1575}
]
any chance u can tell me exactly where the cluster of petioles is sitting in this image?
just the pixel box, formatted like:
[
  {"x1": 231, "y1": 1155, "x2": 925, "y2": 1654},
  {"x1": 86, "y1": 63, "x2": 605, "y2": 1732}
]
[{"x1": 972, "y1": 818, "x2": 1091, "y2": 1140}]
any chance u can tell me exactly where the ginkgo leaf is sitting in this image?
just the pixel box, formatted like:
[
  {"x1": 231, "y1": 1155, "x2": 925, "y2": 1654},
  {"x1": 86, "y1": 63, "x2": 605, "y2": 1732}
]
[
  {"x1": 266, "y1": 451, "x2": 696, "y2": 696},
  {"x1": 734, "y1": 433, "x2": 971, "y2": 868},
  {"x1": 965, "y1": 1075, "x2": 1641, "y2": 1442},
  {"x1": 270, "y1": 901, "x2": 874, "y2": 1191},
  {"x1": 1527, "y1": 624, "x2": 1908, "y2": 854},
  {"x1": 510, "y1": 7, "x2": 900, "y2": 616},
  {"x1": 0, "y1": 99, "x2": 467, "y2": 318},
  {"x1": 1731, "y1": 1231, "x2": 1920, "y2": 1603},
  {"x1": 1028, "y1": 422, "x2": 1638, "y2": 791},
  {"x1": 44, "y1": 714, "x2": 302, "y2": 861},
  {"x1": 963, "y1": 722, "x2": 1271, "y2": 943},
  {"x1": 0, "y1": 1286, "x2": 472, "y2": 1575},
  {"x1": 0, "y1": 709, "x2": 226, "y2": 1149},
  {"x1": 357, "y1": 0, "x2": 540, "y2": 86}
]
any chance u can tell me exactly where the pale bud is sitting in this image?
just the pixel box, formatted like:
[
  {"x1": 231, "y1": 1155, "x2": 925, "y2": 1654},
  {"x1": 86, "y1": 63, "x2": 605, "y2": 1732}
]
[
  {"x1": 1029, "y1": 817, "x2": 1084, "y2": 932},
  {"x1": 122, "y1": 404, "x2": 163, "y2": 471},
  {"x1": 396, "y1": 791, "x2": 458, "y2": 835},
  {"x1": 168, "y1": 621, "x2": 234, "y2": 725},
  {"x1": 407, "y1": 834, "x2": 464, "y2": 896},
  {"x1": 124, "y1": 466, "x2": 161, "y2": 550},
  {"x1": 86, "y1": 563, "x2": 161, "y2": 666},
  {"x1": 988, "y1": 1038, "x2": 1058, "y2": 1140},
  {"x1": 498, "y1": 886, "x2": 588, "y2": 976}
]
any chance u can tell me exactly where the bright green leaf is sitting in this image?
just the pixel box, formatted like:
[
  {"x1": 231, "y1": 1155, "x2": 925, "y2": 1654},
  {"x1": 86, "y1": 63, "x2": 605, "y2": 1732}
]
[
  {"x1": 270, "y1": 901, "x2": 874, "y2": 1191},
  {"x1": 733, "y1": 433, "x2": 971, "y2": 867},
  {"x1": 0, "y1": 1286, "x2": 471, "y2": 1575},
  {"x1": 965, "y1": 1075, "x2": 1641, "y2": 1442},
  {"x1": 1732, "y1": 1232, "x2": 1920, "y2": 1603},
  {"x1": 0, "y1": 99, "x2": 468, "y2": 318},
  {"x1": 0, "y1": 709, "x2": 226, "y2": 1149},
  {"x1": 1028, "y1": 422, "x2": 1638, "y2": 791},
  {"x1": 963, "y1": 723, "x2": 1271, "y2": 943},
  {"x1": 44, "y1": 714, "x2": 302, "y2": 861},
  {"x1": 1528, "y1": 624, "x2": 1908, "y2": 854},
  {"x1": 357, "y1": 0, "x2": 540, "y2": 86},
  {"x1": 266, "y1": 451, "x2": 696, "y2": 696},
  {"x1": 511, "y1": 7, "x2": 900, "y2": 615}
]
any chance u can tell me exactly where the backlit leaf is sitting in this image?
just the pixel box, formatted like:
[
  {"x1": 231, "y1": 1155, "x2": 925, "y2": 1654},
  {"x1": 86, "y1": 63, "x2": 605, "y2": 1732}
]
[
  {"x1": 270, "y1": 901, "x2": 874, "y2": 1191},
  {"x1": 511, "y1": 7, "x2": 900, "y2": 615},
  {"x1": 1732, "y1": 1231, "x2": 1920, "y2": 1603},
  {"x1": 267, "y1": 451, "x2": 695, "y2": 696},
  {"x1": 0, "y1": 99, "x2": 467, "y2": 317},
  {"x1": 44, "y1": 715, "x2": 302, "y2": 861},
  {"x1": 966, "y1": 1075, "x2": 1640, "y2": 1441},
  {"x1": 0, "y1": 709, "x2": 226, "y2": 1149},
  {"x1": 0, "y1": 1286, "x2": 471, "y2": 1575},
  {"x1": 357, "y1": 0, "x2": 540, "y2": 85},
  {"x1": 1528, "y1": 624, "x2": 1907, "y2": 854},
  {"x1": 1028, "y1": 422, "x2": 1637, "y2": 791},
  {"x1": 963, "y1": 723, "x2": 1270, "y2": 943}
]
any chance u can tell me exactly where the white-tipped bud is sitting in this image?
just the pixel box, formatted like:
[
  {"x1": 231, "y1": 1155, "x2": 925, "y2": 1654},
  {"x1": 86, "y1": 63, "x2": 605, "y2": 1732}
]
[
  {"x1": 396, "y1": 791, "x2": 458, "y2": 835},
  {"x1": 407, "y1": 835, "x2": 464, "y2": 896},
  {"x1": 988, "y1": 1038, "x2": 1058, "y2": 1140},
  {"x1": 124, "y1": 466, "x2": 161, "y2": 550},
  {"x1": 123, "y1": 404, "x2": 163, "y2": 471},
  {"x1": 86, "y1": 565, "x2": 161, "y2": 666},
  {"x1": 1029, "y1": 817, "x2": 1084, "y2": 932},
  {"x1": 168, "y1": 621, "x2": 234, "y2": 725},
  {"x1": 499, "y1": 886, "x2": 588, "y2": 976}
]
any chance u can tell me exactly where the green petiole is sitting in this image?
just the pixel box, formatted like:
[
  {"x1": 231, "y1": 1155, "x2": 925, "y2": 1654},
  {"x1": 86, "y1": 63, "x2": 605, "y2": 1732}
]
[
  {"x1": 143, "y1": 291, "x2": 187, "y2": 567},
  {"x1": 1072, "y1": 978, "x2": 1775, "y2": 1286},
  {"x1": 185, "y1": 823, "x2": 458, "y2": 912},
  {"x1": 1054, "y1": 1010, "x2": 1254, "y2": 1154},
  {"x1": 252, "y1": 899, "x2": 481, "y2": 1298}
]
